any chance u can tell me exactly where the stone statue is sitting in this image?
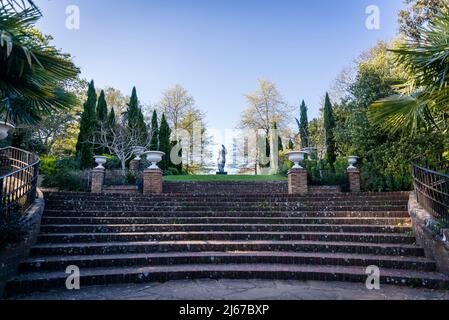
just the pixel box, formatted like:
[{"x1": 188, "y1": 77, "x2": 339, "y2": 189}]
[{"x1": 217, "y1": 144, "x2": 227, "y2": 174}]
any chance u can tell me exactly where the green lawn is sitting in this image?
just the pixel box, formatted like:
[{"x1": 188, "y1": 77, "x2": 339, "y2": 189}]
[{"x1": 163, "y1": 175, "x2": 288, "y2": 182}]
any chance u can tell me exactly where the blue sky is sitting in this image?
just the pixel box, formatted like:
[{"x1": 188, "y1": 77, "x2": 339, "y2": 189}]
[{"x1": 35, "y1": 0, "x2": 404, "y2": 132}]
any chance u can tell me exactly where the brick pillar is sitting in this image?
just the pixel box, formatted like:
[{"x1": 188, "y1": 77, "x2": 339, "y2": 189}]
[
  {"x1": 347, "y1": 168, "x2": 361, "y2": 193},
  {"x1": 91, "y1": 168, "x2": 105, "y2": 193},
  {"x1": 129, "y1": 159, "x2": 140, "y2": 171},
  {"x1": 288, "y1": 168, "x2": 308, "y2": 195},
  {"x1": 143, "y1": 169, "x2": 163, "y2": 194}
]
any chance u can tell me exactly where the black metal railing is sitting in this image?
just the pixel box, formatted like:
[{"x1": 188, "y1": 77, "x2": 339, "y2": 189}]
[
  {"x1": 0, "y1": 147, "x2": 39, "y2": 217},
  {"x1": 104, "y1": 169, "x2": 143, "y2": 189},
  {"x1": 412, "y1": 164, "x2": 449, "y2": 227},
  {"x1": 307, "y1": 168, "x2": 349, "y2": 189}
]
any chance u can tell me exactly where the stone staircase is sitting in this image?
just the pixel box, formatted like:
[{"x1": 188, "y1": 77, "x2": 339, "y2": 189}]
[{"x1": 5, "y1": 190, "x2": 449, "y2": 296}]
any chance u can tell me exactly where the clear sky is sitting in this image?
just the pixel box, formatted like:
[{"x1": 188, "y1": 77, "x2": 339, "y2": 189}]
[{"x1": 34, "y1": 0, "x2": 404, "y2": 133}]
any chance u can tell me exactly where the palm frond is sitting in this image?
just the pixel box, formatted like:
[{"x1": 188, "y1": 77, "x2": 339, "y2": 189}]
[
  {"x1": 0, "y1": 8, "x2": 80, "y2": 124},
  {"x1": 369, "y1": 6, "x2": 449, "y2": 135},
  {"x1": 368, "y1": 94, "x2": 436, "y2": 134}
]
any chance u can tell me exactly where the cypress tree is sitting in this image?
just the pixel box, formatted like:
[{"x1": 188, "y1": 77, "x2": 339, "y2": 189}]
[
  {"x1": 273, "y1": 122, "x2": 283, "y2": 151},
  {"x1": 76, "y1": 80, "x2": 97, "y2": 169},
  {"x1": 287, "y1": 139, "x2": 294, "y2": 150},
  {"x1": 127, "y1": 87, "x2": 148, "y2": 145},
  {"x1": 299, "y1": 100, "x2": 310, "y2": 148},
  {"x1": 96, "y1": 90, "x2": 108, "y2": 123},
  {"x1": 96, "y1": 90, "x2": 108, "y2": 154},
  {"x1": 158, "y1": 114, "x2": 171, "y2": 171},
  {"x1": 323, "y1": 93, "x2": 336, "y2": 171},
  {"x1": 108, "y1": 107, "x2": 116, "y2": 128},
  {"x1": 150, "y1": 110, "x2": 159, "y2": 151}
]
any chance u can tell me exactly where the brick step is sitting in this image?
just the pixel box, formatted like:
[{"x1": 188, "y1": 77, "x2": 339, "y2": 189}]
[
  {"x1": 44, "y1": 199, "x2": 408, "y2": 206},
  {"x1": 42, "y1": 210, "x2": 410, "y2": 218},
  {"x1": 40, "y1": 223, "x2": 412, "y2": 234},
  {"x1": 37, "y1": 231, "x2": 416, "y2": 244},
  {"x1": 19, "y1": 251, "x2": 436, "y2": 273},
  {"x1": 44, "y1": 192, "x2": 410, "y2": 201},
  {"x1": 41, "y1": 216, "x2": 411, "y2": 226},
  {"x1": 45, "y1": 204, "x2": 408, "y2": 212},
  {"x1": 7, "y1": 263, "x2": 448, "y2": 296},
  {"x1": 29, "y1": 240, "x2": 425, "y2": 257}
]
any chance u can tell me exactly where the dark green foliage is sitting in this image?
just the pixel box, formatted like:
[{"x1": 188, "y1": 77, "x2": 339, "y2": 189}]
[
  {"x1": 104, "y1": 156, "x2": 122, "y2": 170},
  {"x1": 40, "y1": 156, "x2": 88, "y2": 191},
  {"x1": 305, "y1": 155, "x2": 348, "y2": 187},
  {"x1": 96, "y1": 90, "x2": 108, "y2": 123},
  {"x1": 42, "y1": 170, "x2": 89, "y2": 192},
  {"x1": 0, "y1": 8, "x2": 80, "y2": 125},
  {"x1": 158, "y1": 114, "x2": 172, "y2": 171},
  {"x1": 287, "y1": 139, "x2": 294, "y2": 150},
  {"x1": 95, "y1": 90, "x2": 108, "y2": 154},
  {"x1": 10, "y1": 127, "x2": 48, "y2": 155},
  {"x1": 108, "y1": 108, "x2": 116, "y2": 128},
  {"x1": 150, "y1": 110, "x2": 159, "y2": 150},
  {"x1": 273, "y1": 122, "x2": 283, "y2": 151},
  {"x1": 331, "y1": 43, "x2": 448, "y2": 191},
  {"x1": 298, "y1": 100, "x2": 310, "y2": 148},
  {"x1": 323, "y1": 93, "x2": 336, "y2": 171},
  {"x1": 76, "y1": 80, "x2": 97, "y2": 169},
  {"x1": 126, "y1": 87, "x2": 148, "y2": 145}
]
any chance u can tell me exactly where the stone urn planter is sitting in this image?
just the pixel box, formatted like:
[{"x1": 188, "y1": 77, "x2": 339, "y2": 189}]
[
  {"x1": 286, "y1": 151, "x2": 307, "y2": 169},
  {"x1": 94, "y1": 156, "x2": 108, "y2": 169},
  {"x1": 132, "y1": 146, "x2": 145, "y2": 161},
  {"x1": 144, "y1": 151, "x2": 165, "y2": 169},
  {"x1": 348, "y1": 156, "x2": 359, "y2": 170},
  {"x1": 0, "y1": 122, "x2": 15, "y2": 140}
]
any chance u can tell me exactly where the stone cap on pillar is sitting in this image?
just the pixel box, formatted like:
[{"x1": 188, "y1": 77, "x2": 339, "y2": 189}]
[{"x1": 288, "y1": 168, "x2": 307, "y2": 174}]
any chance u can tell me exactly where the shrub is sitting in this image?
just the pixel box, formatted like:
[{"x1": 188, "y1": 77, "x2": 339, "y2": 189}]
[
  {"x1": 42, "y1": 170, "x2": 90, "y2": 192},
  {"x1": 104, "y1": 155, "x2": 122, "y2": 170},
  {"x1": 56, "y1": 158, "x2": 80, "y2": 171},
  {"x1": 305, "y1": 155, "x2": 348, "y2": 187},
  {"x1": 164, "y1": 167, "x2": 179, "y2": 176},
  {"x1": 39, "y1": 156, "x2": 57, "y2": 176}
]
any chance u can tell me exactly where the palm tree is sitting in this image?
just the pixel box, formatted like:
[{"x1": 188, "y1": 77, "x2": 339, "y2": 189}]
[
  {"x1": 0, "y1": 6, "x2": 79, "y2": 125},
  {"x1": 0, "y1": 0, "x2": 40, "y2": 13},
  {"x1": 368, "y1": 6, "x2": 449, "y2": 135}
]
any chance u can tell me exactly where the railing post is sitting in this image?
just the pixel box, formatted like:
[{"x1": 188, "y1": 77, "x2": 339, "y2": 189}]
[
  {"x1": 0, "y1": 176, "x2": 4, "y2": 217},
  {"x1": 27, "y1": 162, "x2": 39, "y2": 205}
]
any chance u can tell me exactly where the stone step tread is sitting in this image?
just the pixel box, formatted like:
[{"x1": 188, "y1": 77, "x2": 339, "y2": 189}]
[
  {"x1": 45, "y1": 199, "x2": 408, "y2": 203},
  {"x1": 31, "y1": 240, "x2": 423, "y2": 250},
  {"x1": 10, "y1": 263, "x2": 448, "y2": 282},
  {"x1": 41, "y1": 223, "x2": 412, "y2": 229},
  {"x1": 41, "y1": 216, "x2": 412, "y2": 224},
  {"x1": 45, "y1": 191, "x2": 410, "y2": 196},
  {"x1": 43, "y1": 210, "x2": 409, "y2": 214},
  {"x1": 42, "y1": 216, "x2": 411, "y2": 221},
  {"x1": 24, "y1": 251, "x2": 435, "y2": 265},
  {"x1": 38, "y1": 231, "x2": 414, "y2": 238}
]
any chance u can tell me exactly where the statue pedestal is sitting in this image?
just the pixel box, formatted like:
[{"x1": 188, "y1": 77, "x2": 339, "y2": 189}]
[{"x1": 216, "y1": 172, "x2": 228, "y2": 175}]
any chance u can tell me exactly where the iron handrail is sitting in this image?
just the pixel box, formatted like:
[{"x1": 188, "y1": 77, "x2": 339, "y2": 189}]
[
  {"x1": 412, "y1": 164, "x2": 449, "y2": 229},
  {"x1": 0, "y1": 147, "x2": 40, "y2": 217}
]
